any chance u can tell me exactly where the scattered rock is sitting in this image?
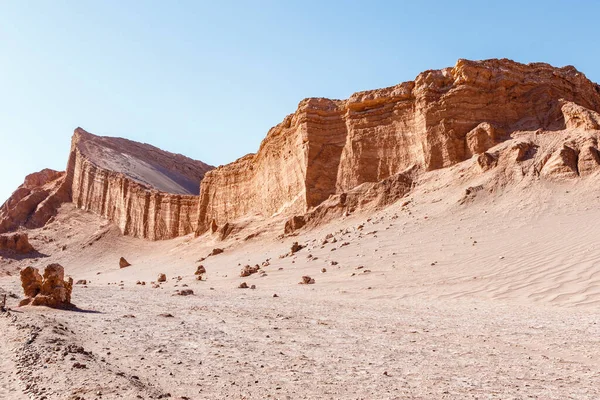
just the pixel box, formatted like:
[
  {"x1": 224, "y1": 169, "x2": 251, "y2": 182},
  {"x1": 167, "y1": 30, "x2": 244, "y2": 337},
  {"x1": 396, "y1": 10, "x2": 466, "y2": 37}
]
[
  {"x1": 284, "y1": 215, "x2": 306, "y2": 234},
  {"x1": 158, "y1": 313, "x2": 174, "y2": 318},
  {"x1": 173, "y1": 289, "x2": 194, "y2": 296},
  {"x1": 75, "y1": 280, "x2": 87, "y2": 285},
  {"x1": 321, "y1": 268, "x2": 327, "y2": 273},
  {"x1": 299, "y1": 276, "x2": 315, "y2": 285},
  {"x1": 240, "y1": 264, "x2": 260, "y2": 277},
  {"x1": 209, "y1": 248, "x2": 224, "y2": 256},
  {"x1": 119, "y1": 257, "x2": 131, "y2": 268},
  {"x1": 290, "y1": 242, "x2": 305, "y2": 255},
  {"x1": 157, "y1": 273, "x2": 167, "y2": 283},
  {"x1": 250, "y1": 284, "x2": 256, "y2": 290},
  {"x1": 238, "y1": 282, "x2": 249, "y2": 289},
  {"x1": 195, "y1": 265, "x2": 206, "y2": 275},
  {"x1": 273, "y1": 294, "x2": 279, "y2": 298}
]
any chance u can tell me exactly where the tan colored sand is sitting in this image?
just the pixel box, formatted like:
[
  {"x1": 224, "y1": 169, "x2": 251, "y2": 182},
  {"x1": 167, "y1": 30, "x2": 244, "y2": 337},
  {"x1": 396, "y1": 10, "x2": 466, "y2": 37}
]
[{"x1": 1, "y1": 175, "x2": 600, "y2": 399}]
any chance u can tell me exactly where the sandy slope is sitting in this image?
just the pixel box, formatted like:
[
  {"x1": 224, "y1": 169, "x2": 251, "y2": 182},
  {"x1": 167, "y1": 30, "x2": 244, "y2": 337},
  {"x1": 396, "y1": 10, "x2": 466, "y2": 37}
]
[{"x1": 1, "y1": 173, "x2": 600, "y2": 399}]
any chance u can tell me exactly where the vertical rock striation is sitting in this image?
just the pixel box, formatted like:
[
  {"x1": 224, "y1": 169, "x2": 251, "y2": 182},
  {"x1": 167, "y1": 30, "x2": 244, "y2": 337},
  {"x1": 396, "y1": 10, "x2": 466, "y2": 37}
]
[
  {"x1": 4, "y1": 58, "x2": 600, "y2": 240},
  {"x1": 196, "y1": 59, "x2": 600, "y2": 234},
  {"x1": 66, "y1": 128, "x2": 213, "y2": 240}
]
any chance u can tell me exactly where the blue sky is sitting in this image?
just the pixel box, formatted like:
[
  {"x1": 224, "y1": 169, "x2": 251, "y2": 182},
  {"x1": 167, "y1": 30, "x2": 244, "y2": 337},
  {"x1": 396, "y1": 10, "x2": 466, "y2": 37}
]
[{"x1": 1, "y1": 0, "x2": 599, "y2": 203}]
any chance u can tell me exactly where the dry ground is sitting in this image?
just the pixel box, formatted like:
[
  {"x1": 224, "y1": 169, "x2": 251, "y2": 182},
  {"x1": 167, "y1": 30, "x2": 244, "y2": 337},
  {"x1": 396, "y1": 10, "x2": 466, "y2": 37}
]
[{"x1": 1, "y1": 175, "x2": 600, "y2": 399}]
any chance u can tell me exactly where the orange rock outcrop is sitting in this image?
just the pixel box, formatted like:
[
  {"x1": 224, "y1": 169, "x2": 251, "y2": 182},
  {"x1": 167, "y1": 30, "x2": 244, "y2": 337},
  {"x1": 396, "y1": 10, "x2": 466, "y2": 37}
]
[
  {"x1": 0, "y1": 232, "x2": 35, "y2": 254},
  {"x1": 0, "y1": 169, "x2": 70, "y2": 233},
  {"x1": 197, "y1": 59, "x2": 600, "y2": 234},
  {"x1": 4, "y1": 58, "x2": 600, "y2": 240},
  {"x1": 19, "y1": 264, "x2": 73, "y2": 308},
  {"x1": 66, "y1": 129, "x2": 213, "y2": 240}
]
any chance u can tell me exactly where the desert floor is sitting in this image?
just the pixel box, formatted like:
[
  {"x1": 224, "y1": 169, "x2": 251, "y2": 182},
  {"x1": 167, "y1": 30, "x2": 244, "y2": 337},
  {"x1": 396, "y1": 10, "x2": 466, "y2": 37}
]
[{"x1": 1, "y1": 179, "x2": 600, "y2": 399}]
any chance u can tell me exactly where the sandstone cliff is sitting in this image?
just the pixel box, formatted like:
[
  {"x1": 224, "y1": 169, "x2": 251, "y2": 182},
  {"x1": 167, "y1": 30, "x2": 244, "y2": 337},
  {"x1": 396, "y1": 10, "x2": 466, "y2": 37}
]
[
  {"x1": 0, "y1": 129, "x2": 214, "y2": 240},
  {"x1": 0, "y1": 169, "x2": 70, "y2": 233},
  {"x1": 197, "y1": 59, "x2": 600, "y2": 234},
  {"x1": 4, "y1": 58, "x2": 600, "y2": 241},
  {"x1": 67, "y1": 128, "x2": 213, "y2": 240}
]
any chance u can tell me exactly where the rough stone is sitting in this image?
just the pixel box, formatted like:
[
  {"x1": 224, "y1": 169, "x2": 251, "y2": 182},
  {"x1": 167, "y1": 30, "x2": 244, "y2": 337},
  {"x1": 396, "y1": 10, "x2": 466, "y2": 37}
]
[
  {"x1": 240, "y1": 265, "x2": 259, "y2": 277},
  {"x1": 0, "y1": 232, "x2": 35, "y2": 254},
  {"x1": 300, "y1": 276, "x2": 315, "y2": 285},
  {"x1": 19, "y1": 264, "x2": 73, "y2": 308},
  {"x1": 195, "y1": 265, "x2": 206, "y2": 275}
]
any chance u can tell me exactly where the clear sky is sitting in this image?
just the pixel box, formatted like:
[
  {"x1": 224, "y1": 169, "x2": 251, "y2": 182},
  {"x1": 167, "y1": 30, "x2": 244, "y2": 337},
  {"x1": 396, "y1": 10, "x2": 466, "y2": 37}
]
[{"x1": 1, "y1": 0, "x2": 599, "y2": 203}]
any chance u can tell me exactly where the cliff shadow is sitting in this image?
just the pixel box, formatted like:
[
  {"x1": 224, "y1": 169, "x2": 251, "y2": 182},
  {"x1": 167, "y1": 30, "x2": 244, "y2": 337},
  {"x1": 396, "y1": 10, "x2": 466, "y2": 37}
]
[{"x1": 0, "y1": 250, "x2": 50, "y2": 260}]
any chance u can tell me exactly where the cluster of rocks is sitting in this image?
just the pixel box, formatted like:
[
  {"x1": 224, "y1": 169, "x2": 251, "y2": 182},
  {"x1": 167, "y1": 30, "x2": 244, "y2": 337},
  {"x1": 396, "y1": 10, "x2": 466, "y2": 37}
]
[
  {"x1": 299, "y1": 276, "x2": 315, "y2": 285},
  {"x1": 19, "y1": 264, "x2": 73, "y2": 308},
  {"x1": 238, "y1": 282, "x2": 256, "y2": 289},
  {"x1": 240, "y1": 264, "x2": 260, "y2": 277}
]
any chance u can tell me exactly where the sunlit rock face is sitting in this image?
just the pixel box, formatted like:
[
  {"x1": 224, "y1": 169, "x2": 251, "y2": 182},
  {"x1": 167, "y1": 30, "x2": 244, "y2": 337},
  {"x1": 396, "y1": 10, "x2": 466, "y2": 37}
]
[
  {"x1": 67, "y1": 128, "x2": 213, "y2": 240},
  {"x1": 196, "y1": 59, "x2": 600, "y2": 234}
]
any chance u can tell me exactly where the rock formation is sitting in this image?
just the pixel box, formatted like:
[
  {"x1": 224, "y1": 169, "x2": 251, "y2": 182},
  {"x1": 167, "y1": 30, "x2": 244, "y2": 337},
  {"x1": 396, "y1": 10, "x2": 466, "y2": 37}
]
[
  {"x1": 0, "y1": 129, "x2": 214, "y2": 240},
  {"x1": 4, "y1": 58, "x2": 600, "y2": 241},
  {"x1": 0, "y1": 169, "x2": 70, "y2": 233},
  {"x1": 0, "y1": 232, "x2": 35, "y2": 254},
  {"x1": 196, "y1": 59, "x2": 600, "y2": 235},
  {"x1": 67, "y1": 128, "x2": 214, "y2": 240},
  {"x1": 19, "y1": 264, "x2": 73, "y2": 308}
]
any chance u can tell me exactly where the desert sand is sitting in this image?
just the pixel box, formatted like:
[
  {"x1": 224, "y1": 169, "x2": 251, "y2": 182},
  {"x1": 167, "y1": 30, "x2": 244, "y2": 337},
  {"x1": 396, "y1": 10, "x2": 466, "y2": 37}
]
[
  {"x1": 2, "y1": 172, "x2": 600, "y2": 399},
  {"x1": 2, "y1": 58, "x2": 600, "y2": 399}
]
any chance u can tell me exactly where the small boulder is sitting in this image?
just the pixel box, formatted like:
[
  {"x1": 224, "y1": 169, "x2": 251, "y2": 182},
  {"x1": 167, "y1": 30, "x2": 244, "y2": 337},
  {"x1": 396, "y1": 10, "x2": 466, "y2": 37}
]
[
  {"x1": 157, "y1": 273, "x2": 167, "y2": 283},
  {"x1": 173, "y1": 289, "x2": 194, "y2": 296},
  {"x1": 209, "y1": 248, "x2": 224, "y2": 256},
  {"x1": 75, "y1": 280, "x2": 87, "y2": 285},
  {"x1": 290, "y1": 242, "x2": 304, "y2": 255},
  {"x1": 238, "y1": 282, "x2": 249, "y2": 289},
  {"x1": 195, "y1": 265, "x2": 206, "y2": 275},
  {"x1": 299, "y1": 276, "x2": 315, "y2": 285},
  {"x1": 240, "y1": 264, "x2": 259, "y2": 277},
  {"x1": 119, "y1": 257, "x2": 131, "y2": 268}
]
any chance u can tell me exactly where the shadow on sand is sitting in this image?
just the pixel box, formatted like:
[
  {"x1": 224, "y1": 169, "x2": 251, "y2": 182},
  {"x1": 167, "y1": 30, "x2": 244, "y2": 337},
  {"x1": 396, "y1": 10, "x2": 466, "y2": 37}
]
[{"x1": 0, "y1": 250, "x2": 50, "y2": 260}]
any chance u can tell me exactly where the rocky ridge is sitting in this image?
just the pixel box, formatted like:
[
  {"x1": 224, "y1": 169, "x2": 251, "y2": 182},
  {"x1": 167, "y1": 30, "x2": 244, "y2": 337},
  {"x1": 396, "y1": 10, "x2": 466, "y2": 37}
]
[
  {"x1": 3, "y1": 58, "x2": 600, "y2": 240},
  {"x1": 196, "y1": 58, "x2": 600, "y2": 234}
]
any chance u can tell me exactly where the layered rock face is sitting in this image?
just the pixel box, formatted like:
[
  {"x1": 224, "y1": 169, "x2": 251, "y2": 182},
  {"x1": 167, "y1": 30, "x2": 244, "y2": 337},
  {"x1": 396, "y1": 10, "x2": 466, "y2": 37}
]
[
  {"x1": 0, "y1": 169, "x2": 70, "y2": 233},
  {"x1": 4, "y1": 58, "x2": 600, "y2": 240},
  {"x1": 67, "y1": 128, "x2": 213, "y2": 240},
  {"x1": 197, "y1": 59, "x2": 600, "y2": 234},
  {"x1": 0, "y1": 128, "x2": 214, "y2": 240}
]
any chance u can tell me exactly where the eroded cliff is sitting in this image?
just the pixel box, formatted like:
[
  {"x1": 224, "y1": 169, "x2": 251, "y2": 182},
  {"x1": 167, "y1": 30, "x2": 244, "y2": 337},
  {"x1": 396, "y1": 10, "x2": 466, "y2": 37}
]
[
  {"x1": 197, "y1": 58, "x2": 600, "y2": 234},
  {"x1": 67, "y1": 129, "x2": 213, "y2": 240},
  {"x1": 4, "y1": 58, "x2": 600, "y2": 241}
]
